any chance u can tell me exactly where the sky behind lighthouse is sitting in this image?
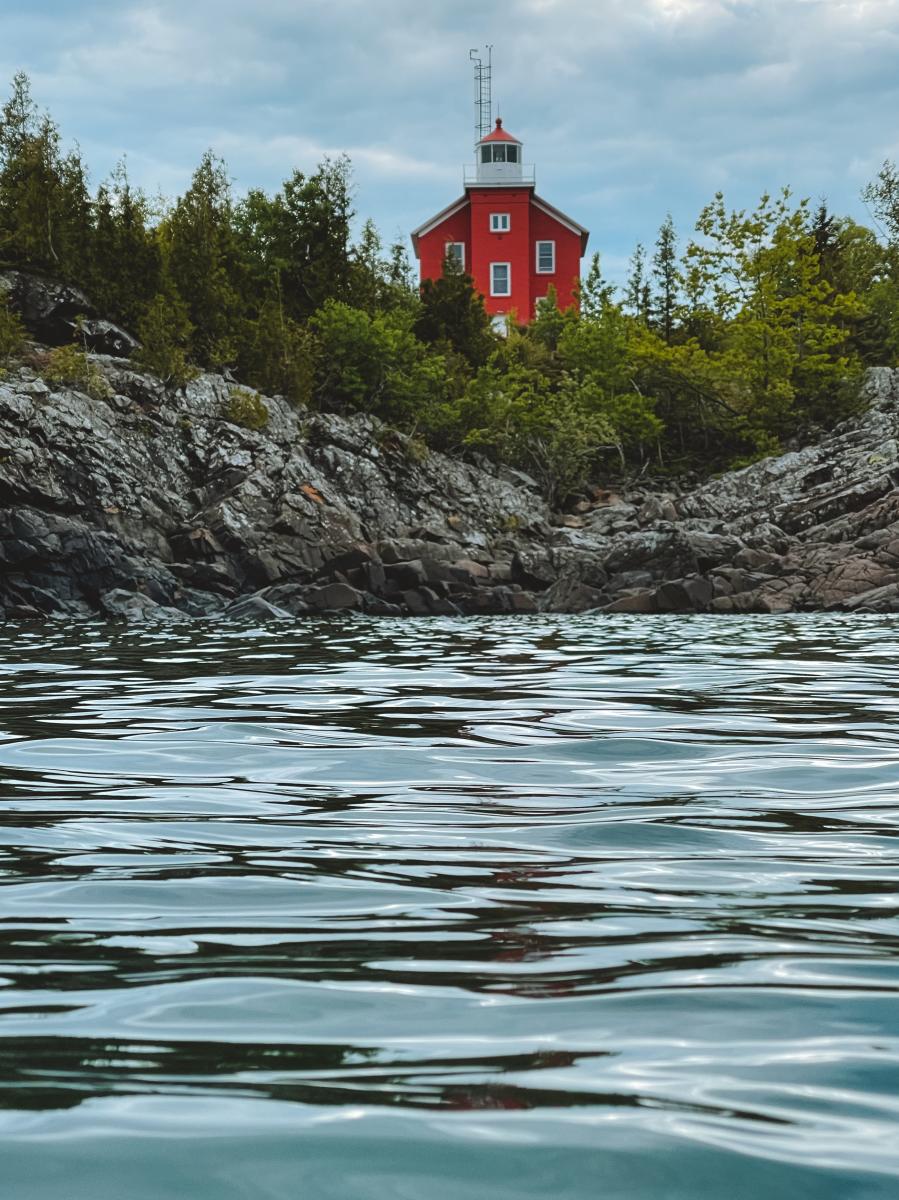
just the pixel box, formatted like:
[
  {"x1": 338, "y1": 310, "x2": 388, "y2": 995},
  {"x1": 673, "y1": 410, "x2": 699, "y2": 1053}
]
[{"x1": 2, "y1": 0, "x2": 899, "y2": 284}]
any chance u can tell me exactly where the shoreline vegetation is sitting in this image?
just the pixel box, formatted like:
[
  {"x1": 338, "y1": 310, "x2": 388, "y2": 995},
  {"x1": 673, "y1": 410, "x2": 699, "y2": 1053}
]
[{"x1": 2, "y1": 74, "x2": 899, "y2": 507}]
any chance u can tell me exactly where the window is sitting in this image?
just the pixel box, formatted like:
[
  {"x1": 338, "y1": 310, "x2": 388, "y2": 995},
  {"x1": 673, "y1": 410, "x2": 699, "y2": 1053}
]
[
  {"x1": 445, "y1": 242, "x2": 465, "y2": 270},
  {"x1": 480, "y1": 144, "x2": 520, "y2": 164},
  {"x1": 490, "y1": 213, "x2": 510, "y2": 233},
  {"x1": 536, "y1": 240, "x2": 556, "y2": 274},
  {"x1": 491, "y1": 263, "x2": 511, "y2": 296}
]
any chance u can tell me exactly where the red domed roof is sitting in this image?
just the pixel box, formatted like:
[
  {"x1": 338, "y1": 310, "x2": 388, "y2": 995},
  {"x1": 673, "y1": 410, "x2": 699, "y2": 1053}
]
[{"x1": 480, "y1": 117, "x2": 519, "y2": 144}]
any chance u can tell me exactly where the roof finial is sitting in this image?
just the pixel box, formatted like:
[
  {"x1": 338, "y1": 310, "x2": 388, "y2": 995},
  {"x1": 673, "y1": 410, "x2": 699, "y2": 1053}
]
[{"x1": 495, "y1": 117, "x2": 503, "y2": 128}]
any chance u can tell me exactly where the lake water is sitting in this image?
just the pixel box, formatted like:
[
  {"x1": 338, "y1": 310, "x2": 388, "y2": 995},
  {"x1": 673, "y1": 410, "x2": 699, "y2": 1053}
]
[{"x1": 1, "y1": 614, "x2": 898, "y2": 1199}]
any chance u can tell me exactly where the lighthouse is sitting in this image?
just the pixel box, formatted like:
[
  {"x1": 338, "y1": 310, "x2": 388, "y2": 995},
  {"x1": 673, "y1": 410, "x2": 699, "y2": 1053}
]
[{"x1": 410, "y1": 63, "x2": 589, "y2": 328}]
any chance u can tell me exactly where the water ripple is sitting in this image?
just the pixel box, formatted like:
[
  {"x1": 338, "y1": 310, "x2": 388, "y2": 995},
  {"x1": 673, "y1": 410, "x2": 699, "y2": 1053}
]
[{"x1": 1, "y1": 614, "x2": 899, "y2": 1198}]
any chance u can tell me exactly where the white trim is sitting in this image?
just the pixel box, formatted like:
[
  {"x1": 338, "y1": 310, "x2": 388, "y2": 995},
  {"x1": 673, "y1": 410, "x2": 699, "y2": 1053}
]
[
  {"x1": 490, "y1": 262, "x2": 511, "y2": 297},
  {"x1": 409, "y1": 196, "x2": 468, "y2": 252},
  {"x1": 445, "y1": 241, "x2": 465, "y2": 269},
  {"x1": 490, "y1": 212, "x2": 510, "y2": 233},
  {"x1": 531, "y1": 196, "x2": 589, "y2": 241},
  {"x1": 536, "y1": 240, "x2": 556, "y2": 274}
]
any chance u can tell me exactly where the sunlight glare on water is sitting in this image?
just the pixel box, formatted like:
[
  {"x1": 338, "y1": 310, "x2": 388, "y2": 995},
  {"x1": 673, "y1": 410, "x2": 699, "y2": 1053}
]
[{"x1": 1, "y1": 613, "x2": 898, "y2": 1199}]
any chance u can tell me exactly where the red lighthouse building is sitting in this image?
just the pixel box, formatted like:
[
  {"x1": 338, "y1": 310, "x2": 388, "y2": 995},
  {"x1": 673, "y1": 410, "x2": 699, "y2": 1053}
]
[{"x1": 411, "y1": 116, "x2": 589, "y2": 328}]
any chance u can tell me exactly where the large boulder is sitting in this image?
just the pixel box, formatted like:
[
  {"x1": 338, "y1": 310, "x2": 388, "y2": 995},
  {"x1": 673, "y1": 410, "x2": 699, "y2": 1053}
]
[{"x1": 0, "y1": 269, "x2": 137, "y2": 355}]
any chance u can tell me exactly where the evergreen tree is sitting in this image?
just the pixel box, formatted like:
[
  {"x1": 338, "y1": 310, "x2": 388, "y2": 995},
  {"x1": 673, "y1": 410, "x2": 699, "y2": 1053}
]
[
  {"x1": 625, "y1": 243, "x2": 651, "y2": 322},
  {"x1": 240, "y1": 292, "x2": 315, "y2": 405},
  {"x1": 0, "y1": 287, "x2": 25, "y2": 366},
  {"x1": 160, "y1": 150, "x2": 244, "y2": 368},
  {"x1": 652, "y1": 214, "x2": 679, "y2": 344},
  {"x1": 0, "y1": 72, "x2": 92, "y2": 280},
  {"x1": 386, "y1": 239, "x2": 417, "y2": 305},
  {"x1": 90, "y1": 161, "x2": 161, "y2": 330},
  {"x1": 415, "y1": 257, "x2": 494, "y2": 368},
  {"x1": 578, "y1": 252, "x2": 615, "y2": 318},
  {"x1": 134, "y1": 290, "x2": 196, "y2": 387}
]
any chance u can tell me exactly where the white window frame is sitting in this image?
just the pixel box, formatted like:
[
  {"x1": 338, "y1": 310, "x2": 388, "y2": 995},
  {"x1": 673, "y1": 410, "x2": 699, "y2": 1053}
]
[
  {"x1": 445, "y1": 241, "x2": 465, "y2": 269},
  {"x1": 490, "y1": 262, "x2": 511, "y2": 297},
  {"x1": 490, "y1": 212, "x2": 510, "y2": 233},
  {"x1": 536, "y1": 240, "x2": 556, "y2": 274}
]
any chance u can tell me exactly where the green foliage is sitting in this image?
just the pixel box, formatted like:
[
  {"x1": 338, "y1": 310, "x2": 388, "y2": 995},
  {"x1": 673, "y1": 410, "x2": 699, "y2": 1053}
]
[
  {"x1": 453, "y1": 360, "x2": 618, "y2": 506},
  {"x1": 311, "y1": 298, "x2": 448, "y2": 424},
  {"x1": 41, "y1": 344, "x2": 112, "y2": 400},
  {"x1": 578, "y1": 253, "x2": 615, "y2": 318},
  {"x1": 0, "y1": 289, "x2": 25, "y2": 366},
  {"x1": 160, "y1": 151, "x2": 243, "y2": 369},
  {"x1": 224, "y1": 386, "x2": 269, "y2": 430},
  {"x1": 863, "y1": 161, "x2": 899, "y2": 245},
  {"x1": 234, "y1": 156, "x2": 354, "y2": 324},
  {"x1": 652, "y1": 214, "x2": 679, "y2": 343},
  {"x1": 238, "y1": 293, "x2": 315, "y2": 406},
  {"x1": 625, "y1": 243, "x2": 651, "y2": 322},
  {"x1": 134, "y1": 291, "x2": 196, "y2": 387},
  {"x1": 0, "y1": 73, "x2": 92, "y2": 281},
  {"x1": 3, "y1": 71, "x2": 898, "y2": 505},
  {"x1": 90, "y1": 162, "x2": 162, "y2": 330},
  {"x1": 415, "y1": 258, "x2": 495, "y2": 368},
  {"x1": 528, "y1": 286, "x2": 571, "y2": 352},
  {"x1": 684, "y1": 189, "x2": 864, "y2": 444}
]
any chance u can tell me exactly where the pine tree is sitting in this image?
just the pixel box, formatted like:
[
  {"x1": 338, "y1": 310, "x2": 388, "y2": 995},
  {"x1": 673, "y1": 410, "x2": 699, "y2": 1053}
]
[
  {"x1": 652, "y1": 214, "x2": 680, "y2": 344},
  {"x1": 415, "y1": 257, "x2": 494, "y2": 368},
  {"x1": 160, "y1": 151, "x2": 244, "y2": 368},
  {"x1": 0, "y1": 73, "x2": 92, "y2": 280},
  {"x1": 347, "y1": 218, "x2": 387, "y2": 314},
  {"x1": 578, "y1": 252, "x2": 615, "y2": 318},
  {"x1": 90, "y1": 161, "x2": 161, "y2": 330},
  {"x1": 0, "y1": 288, "x2": 25, "y2": 366},
  {"x1": 625, "y1": 243, "x2": 651, "y2": 322},
  {"x1": 134, "y1": 290, "x2": 196, "y2": 387},
  {"x1": 239, "y1": 292, "x2": 315, "y2": 405}
]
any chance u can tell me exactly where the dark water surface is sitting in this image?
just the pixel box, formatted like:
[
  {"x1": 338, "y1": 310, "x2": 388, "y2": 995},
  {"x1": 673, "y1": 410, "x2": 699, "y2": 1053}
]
[{"x1": 1, "y1": 614, "x2": 898, "y2": 1198}]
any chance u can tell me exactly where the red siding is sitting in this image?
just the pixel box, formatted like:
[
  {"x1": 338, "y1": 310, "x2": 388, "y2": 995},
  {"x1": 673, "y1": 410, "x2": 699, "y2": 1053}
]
[
  {"x1": 417, "y1": 191, "x2": 585, "y2": 323},
  {"x1": 469, "y1": 188, "x2": 533, "y2": 322},
  {"x1": 529, "y1": 204, "x2": 582, "y2": 316},
  {"x1": 417, "y1": 205, "x2": 471, "y2": 290}
]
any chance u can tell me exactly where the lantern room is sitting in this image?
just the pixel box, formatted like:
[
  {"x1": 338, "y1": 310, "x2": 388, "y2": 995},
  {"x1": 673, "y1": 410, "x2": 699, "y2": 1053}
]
[{"x1": 473, "y1": 118, "x2": 527, "y2": 186}]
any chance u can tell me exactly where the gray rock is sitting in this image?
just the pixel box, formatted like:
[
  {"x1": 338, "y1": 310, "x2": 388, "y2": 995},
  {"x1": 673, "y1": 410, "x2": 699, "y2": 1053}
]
[
  {"x1": 4, "y1": 281, "x2": 899, "y2": 621},
  {"x1": 538, "y1": 575, "x2": 606, "y2": 613},
  {"x1": 78, "y1": 318, "x2": 139, "y2": 358},
  {"x1": 223, "y1": 595, "x2": 293, "y2": 621},
  {"x1": 602, "y1": 590, "x2": 657, "y2": 614},
  {"x1": 100, "y1": 589, "x2": 183, "y2": 622},
  {"x1": 305, "y1": 582, "x2": 363, "y2": 612},
  {"x1": 1, "y1": 269, "x2": 96, "y2": 345},
  {"x1": 385, "y1": 559, "x2": 428, "y2": 590},
  {"x1": 511, "y1": 549, "x2": 555, "y2": 590}
]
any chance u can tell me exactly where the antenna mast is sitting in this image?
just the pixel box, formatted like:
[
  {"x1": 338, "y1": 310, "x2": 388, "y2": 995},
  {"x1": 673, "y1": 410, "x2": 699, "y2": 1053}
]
[{"x1": 469, "y1": 46, "x2": 493, "y2": 144}]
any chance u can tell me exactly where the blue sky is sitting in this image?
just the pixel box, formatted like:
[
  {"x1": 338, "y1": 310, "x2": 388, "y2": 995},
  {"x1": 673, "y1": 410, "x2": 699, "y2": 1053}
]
[{"x1": 3, "y1": 0, "x2": 899, "y2": 285}]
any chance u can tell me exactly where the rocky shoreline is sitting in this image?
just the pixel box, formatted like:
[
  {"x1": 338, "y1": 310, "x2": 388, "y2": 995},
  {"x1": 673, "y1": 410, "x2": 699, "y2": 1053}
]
[{"x1": 2, "y1": 300, "x2": 899, "y2": 621}]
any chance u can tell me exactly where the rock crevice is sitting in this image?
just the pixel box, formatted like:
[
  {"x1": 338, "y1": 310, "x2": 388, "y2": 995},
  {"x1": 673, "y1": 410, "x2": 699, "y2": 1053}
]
[{"x1": 3, "y1": 351, "x2": 899, "y2": 620}]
